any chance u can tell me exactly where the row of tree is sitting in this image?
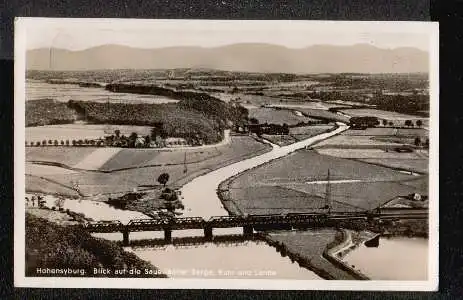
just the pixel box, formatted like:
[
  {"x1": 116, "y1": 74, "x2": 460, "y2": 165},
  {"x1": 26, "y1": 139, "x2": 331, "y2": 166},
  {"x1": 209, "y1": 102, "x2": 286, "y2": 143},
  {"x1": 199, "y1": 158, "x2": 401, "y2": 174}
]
[{"x1": 380, "y1": 119, "x2": 423, "y2": 127}]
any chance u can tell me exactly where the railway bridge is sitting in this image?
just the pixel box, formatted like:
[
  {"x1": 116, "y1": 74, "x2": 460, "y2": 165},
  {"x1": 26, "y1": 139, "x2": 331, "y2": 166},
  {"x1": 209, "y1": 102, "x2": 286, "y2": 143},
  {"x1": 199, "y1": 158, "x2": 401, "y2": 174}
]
[{"x1": 83, "y1": 209, "x2": 428, "y2": 246}]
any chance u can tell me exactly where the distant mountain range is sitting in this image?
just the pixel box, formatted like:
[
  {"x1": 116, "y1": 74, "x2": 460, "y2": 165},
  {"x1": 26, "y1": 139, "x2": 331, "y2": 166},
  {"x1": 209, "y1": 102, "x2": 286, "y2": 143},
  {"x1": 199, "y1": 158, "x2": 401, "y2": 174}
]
[{"x1": 26, "y1": 43, "x2": 429, "y2": 74}]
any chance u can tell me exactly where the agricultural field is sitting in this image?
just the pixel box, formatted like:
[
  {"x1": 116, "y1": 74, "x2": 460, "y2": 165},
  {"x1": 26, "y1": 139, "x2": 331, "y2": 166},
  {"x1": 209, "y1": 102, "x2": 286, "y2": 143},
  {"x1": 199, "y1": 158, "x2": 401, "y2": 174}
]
[
  {"x1": 261, "y1": 125, "x2": 334, "y2": 147},
  {"x1": 25, "y1": 136, "x2": 272, "y2": 199},
  {"x1": 267, "y1": 229, "x2": 358, "y2": 280},
  {"x1": 356, "y1": 158, "x2": 428, "y2": 174},
  {"x1": 313, "y1": 127, "x2": 428, "y2": 174},
  {"x1": 341, "y1": 128, "x2": 428, "y2": 137},
  {"x1": 295, "y1": 108, "x2": 350, "y2": 123},
  {"x1": 310, "y1": 134, "x2": 397, "y2": 149},
  {"x1": 26, "y1": 174, "x2": 80, "y2": 198},
  {"x1": 26, "y1": 147, "x2": 97, "y2": 166},
  {"x1": 260, "y1": 135, "x2": 298, "y2": 147},
  {"x1": 26, "y1": 124, "x2": 152, "y2": 144},
  {"x1": 399, "y1": 177, "x2": 429, "y2": 194},
  {"x1": 99, "y1": 147, "x2": 221, "y2": 171},
  {"x1": 266, "y1": 102, "x2": 333, "y2": 110},
  {"x1": 313, "y1": 127, "x2": 428, "y2": 149},
  {"x1": 229, "y1": 151, "x2": 414, "y2": 189},
  {"x1": 248, "y1": 107, "x2": 317, "y2": 125},
  {"x1": 290, "y1": 125, "x2": 333, "y2": 141},
  {"x1": 340, "y1": 108, "x2": 429, "y2": 126},
  {"x1": 223, "y1": 185, "x2": 360, "y2": 215},
  {"x1": 223, "y1": 149, "x2": 422, "y2": 214},
  {"x1": 315, "y1": 148, "x2": 424, "y2": 160},
  {"x1": 26, "y1": 163, "x2": 78, "y2": 176},
  {"x1": 285, "y1": 180, "x2": 423, "y2": 210}
]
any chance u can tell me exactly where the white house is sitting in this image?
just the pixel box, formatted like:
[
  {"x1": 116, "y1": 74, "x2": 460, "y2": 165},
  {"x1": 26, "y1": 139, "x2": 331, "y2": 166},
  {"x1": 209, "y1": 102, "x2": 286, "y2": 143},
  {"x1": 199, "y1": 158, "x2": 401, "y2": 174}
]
[{"x1": 135, "y1": 137, "x2": 146, "y2": 147}]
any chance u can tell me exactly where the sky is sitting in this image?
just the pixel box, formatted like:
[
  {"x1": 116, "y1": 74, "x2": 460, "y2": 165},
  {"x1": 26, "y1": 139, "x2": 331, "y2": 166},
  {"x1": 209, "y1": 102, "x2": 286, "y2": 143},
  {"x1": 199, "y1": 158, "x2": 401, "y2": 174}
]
[{"x1": 21, "y1": 19, "x2": 433, "y2": 52}]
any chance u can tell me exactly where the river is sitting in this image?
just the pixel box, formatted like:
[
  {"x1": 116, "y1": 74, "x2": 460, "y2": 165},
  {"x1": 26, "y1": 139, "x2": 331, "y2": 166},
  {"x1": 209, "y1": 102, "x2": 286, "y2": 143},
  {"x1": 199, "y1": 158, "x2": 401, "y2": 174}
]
[
  {"x1": 27, "y1": 125, "x2": 349, "y2": 279},
  {"x1": 343, "y1": 236, "x2": 428, "y2": 280},
  {"x1": 179, "y1": 123, "x2": 349, "y2": 219}
]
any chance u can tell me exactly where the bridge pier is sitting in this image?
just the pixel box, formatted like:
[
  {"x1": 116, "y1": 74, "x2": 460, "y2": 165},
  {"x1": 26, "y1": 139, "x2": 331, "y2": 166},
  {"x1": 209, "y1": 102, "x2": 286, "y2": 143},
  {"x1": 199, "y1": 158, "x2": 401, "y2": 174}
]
[
  {"x1": 164, "y1": 228, "x2": 172, "y2": 243},
  {"x1": 243, "y1": 225, "x2": 253, "y2": 237},
  {"x1": 122, "y1": 230, "x2": 130, "y2": 246},
  {"x1": 204, "y1": 226, "x2": 213, "y2": 241}
]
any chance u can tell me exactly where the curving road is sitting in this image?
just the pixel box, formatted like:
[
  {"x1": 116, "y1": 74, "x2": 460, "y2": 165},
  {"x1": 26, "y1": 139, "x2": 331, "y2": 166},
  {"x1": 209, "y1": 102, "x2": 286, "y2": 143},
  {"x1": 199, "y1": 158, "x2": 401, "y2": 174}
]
[{"x1": 180, "y1": 123, "x2": 349, "y2": 219}]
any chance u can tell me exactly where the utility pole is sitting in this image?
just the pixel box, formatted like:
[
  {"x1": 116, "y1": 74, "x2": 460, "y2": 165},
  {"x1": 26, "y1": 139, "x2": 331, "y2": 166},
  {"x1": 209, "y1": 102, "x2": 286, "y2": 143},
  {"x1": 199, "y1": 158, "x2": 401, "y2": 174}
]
[
  {"x1": 183, "y1": 152, "x2": 187, "y2": 174},
  {"x1": 325, "y1": 169, "x2": 331, "y2": 215}
]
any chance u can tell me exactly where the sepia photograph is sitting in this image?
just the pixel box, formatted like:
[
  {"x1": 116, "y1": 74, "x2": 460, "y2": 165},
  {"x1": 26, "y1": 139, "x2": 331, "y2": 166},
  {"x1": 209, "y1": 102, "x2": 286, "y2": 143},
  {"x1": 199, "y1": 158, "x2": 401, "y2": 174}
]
[{"x1": 14, "y1": 18, "x2": 438, "y2": 290}]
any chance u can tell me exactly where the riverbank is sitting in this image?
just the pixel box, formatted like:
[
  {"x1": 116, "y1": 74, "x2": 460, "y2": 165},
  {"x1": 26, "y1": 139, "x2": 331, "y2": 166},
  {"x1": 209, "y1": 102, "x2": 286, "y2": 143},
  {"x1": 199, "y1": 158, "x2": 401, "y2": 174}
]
[{"x1": 25, "y1": 213, "x2": 166, "y2": 278}]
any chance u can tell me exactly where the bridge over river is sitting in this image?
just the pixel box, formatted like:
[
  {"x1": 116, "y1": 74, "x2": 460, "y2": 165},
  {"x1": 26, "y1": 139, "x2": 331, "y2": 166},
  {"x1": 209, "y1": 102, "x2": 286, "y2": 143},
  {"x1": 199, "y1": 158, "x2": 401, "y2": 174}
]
[{"x1": 83, "y1": 208, "x2": 428, "y2": 245}]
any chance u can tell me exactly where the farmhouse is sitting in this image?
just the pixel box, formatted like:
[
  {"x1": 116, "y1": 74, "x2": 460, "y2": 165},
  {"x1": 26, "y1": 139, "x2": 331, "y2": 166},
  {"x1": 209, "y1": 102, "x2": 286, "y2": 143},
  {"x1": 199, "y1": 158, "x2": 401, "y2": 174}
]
[{"x1": 135, "y1": 137, "x2": 146, "y2": 147}]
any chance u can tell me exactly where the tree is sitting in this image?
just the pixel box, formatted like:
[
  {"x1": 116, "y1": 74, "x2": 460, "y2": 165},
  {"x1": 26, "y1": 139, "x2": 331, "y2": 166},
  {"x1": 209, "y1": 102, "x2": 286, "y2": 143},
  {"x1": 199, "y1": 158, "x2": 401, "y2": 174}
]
[
  {"x1": 416, "y1": 119, "x2": 423, "y2": 127},
  {"x1": 150, "y1": 126, "x2": 160, "y2": 141},
  {"x1": 42, "y1": 140, "x2": 47, "y2": 146},
  {"x1": 129, "y1": 132, "x2": 138, "y2": 147},
  {"x1": 414, "y1": 137, "x2": 421, "y2": 146},
  {"x1": 382, "y1": 119, "x2": 388, "y2": 126},
  {"x1": 144, "y1": 135, "x2": 151, "y2": 147},
  {"x1": 157, "y1": 173, "x2": 170, "y2": 187},
  {"x1": 72, "y1": 140, "x2": 77, "y2": 146},
  {"x1": 388, "y1": 121, "x2": 394, "y2": 127},
  {"x1": 54, "y1": 140, "x2": 59, "y2": 146},
  {"x1": 425, "y1": 138, "x2": 429, "y2": 148},
  {"x1": 65, "y1": 140, "x2": 70, "y2": 146},
  {"x1": 60, "y1": 140, "x2": 65, "y2": 145},
  {"x1": 36, "y1": 141, "x2": 41, "y2": 146},
  {"x1": 404, "y1": 120, "x2": 413, "y2": 127},
  {"x1": 48, "y1": 139, "x2": 53, "y2": 145},
  {"x1": 115, "y1": 129, "x2": 121, "y2": 138},
  {"x1": 249, "y1": 117, "x2": 259, "y2": 125},
  {"x1": 282, "y1": 123, "x2": 289, "y2": 135}
]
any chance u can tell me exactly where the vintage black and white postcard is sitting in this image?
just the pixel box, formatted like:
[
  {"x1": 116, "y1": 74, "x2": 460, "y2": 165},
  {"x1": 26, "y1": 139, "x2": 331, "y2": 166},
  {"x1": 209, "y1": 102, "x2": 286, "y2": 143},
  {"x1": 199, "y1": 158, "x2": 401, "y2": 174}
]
[{"x1": 14, "y1": 18, "x2": 439, "y2": 290}]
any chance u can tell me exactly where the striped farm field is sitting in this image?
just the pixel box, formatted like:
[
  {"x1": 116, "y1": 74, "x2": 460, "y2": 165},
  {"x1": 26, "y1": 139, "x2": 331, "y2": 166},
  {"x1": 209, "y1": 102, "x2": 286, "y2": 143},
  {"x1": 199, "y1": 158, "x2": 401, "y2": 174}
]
[
  {"x1": 25, "y1": 135, "x2": 272, "y2": 197},
  {"x1": 26, "y1": 147, "x2": 98, "y2": 166}
]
